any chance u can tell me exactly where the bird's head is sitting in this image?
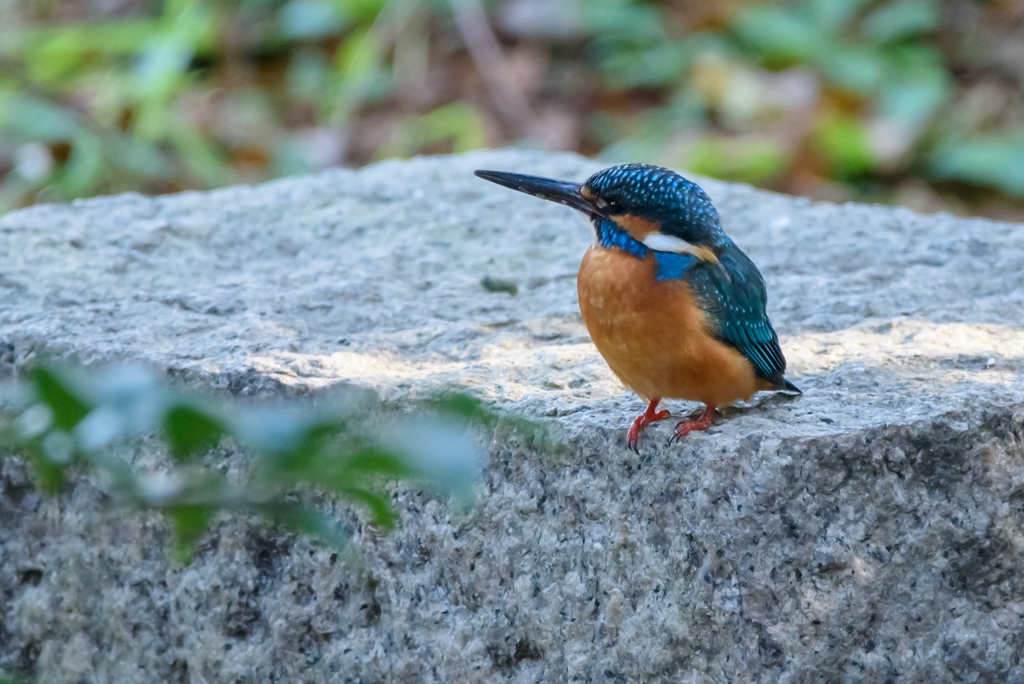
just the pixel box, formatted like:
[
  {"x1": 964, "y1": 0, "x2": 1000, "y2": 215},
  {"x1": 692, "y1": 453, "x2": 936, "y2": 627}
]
[{"x1": 475, "y1": 163, "x2": 726, "y2": 262}]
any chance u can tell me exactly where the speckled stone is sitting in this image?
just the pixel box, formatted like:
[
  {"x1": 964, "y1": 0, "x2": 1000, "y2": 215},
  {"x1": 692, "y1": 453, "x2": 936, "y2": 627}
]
[{"x1": 1, "y1": 150, "x2": 1023, "y2": 683}]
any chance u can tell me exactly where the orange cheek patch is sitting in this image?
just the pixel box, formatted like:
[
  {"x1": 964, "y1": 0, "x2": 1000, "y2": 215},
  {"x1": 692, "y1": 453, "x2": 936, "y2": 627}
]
[
  {"x1": 691, "y1": 245, "x2": 719, "y2": 264},
  {"x1": 612, "y1": 214, "x2": 661, "y2": 241}
]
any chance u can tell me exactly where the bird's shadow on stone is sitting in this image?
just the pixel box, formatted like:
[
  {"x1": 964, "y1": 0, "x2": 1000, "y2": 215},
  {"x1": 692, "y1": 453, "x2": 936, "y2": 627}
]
[{"x1": 719, "y1": 388, "x2": 804, "y2": 418}]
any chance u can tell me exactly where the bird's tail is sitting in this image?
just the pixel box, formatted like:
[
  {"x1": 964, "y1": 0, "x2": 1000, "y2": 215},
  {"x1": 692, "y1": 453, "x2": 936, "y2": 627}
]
[{"x1": 782, "y1": 379, "x2": 802, "y2": 394}]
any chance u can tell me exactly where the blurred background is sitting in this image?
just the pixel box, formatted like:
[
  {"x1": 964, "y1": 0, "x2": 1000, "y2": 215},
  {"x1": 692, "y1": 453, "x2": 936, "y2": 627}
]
[{"x1": 2, "y1": 0, "x2": 1024, "y2": 219}]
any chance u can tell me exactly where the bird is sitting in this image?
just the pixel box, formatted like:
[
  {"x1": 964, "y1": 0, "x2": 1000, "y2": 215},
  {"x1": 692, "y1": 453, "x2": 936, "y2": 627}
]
[{"x1": 474, "y1": 163, "x2": 800, "y2": 452}]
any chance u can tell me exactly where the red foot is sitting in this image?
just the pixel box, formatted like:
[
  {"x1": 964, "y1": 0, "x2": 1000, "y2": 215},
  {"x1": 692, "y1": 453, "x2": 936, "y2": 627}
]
[
  {"x1": 671, "y1": 405, "x2": 716, "y2": 442},
  {"x1": 627, "y1": 398, "x2": 670, "y2": 453}
]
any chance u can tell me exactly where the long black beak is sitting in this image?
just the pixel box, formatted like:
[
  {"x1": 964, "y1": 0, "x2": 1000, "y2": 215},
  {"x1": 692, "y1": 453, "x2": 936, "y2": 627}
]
[{"x1": 474, "y1": 170, "x2": 598, "y2": 216}]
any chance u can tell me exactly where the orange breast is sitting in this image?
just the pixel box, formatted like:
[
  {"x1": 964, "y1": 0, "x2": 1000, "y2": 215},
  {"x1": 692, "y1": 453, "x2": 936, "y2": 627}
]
[{"x1": 577, "y1": 245, "x2": 768, "y2": 407}]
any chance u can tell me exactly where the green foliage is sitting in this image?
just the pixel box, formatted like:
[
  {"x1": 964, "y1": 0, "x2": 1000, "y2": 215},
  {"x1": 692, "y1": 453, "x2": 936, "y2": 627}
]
[
  {"x1": 716, "y1": 0, "x2": 951, "y2": 180},
  {"x1": 163, "y1": 404, "x2": 225, "y2": 461},
  {"x1": 862, "y1": 0, "x2": 939, "y2": 45},
  {"x1": 425, "y1": 391, "x2": 567, "y2": 458},
  {"x1": 0, "y1": 364, "x2": 484, "y2": 560},
  {"x1": 732, "y1": 5, "x2": 830, "y2": 66},
  {"x1": 2, "y1": 0, "x2": 1024, "y2": 212},
  {"x1": 590, "y1": 0, "x2": 1016, "y2": 204},
  {"x1": 686, "y1": 136, "x2": 788, "y2": 185},
  {"x1": 813, "y1": 113, "x2": 874, "y2": 180},
  {"x1": 30, "y1": 367, "x2": 90, "y2": 431},
  {"x1": 379, "y1": 103, "x2": 487, "y2": 159},
  {"x1": 928, "y1": 133, "x2": 1024, "y2": 197},
  {"x1": 585, "y1": 2, "x2": 688, "y2": 89}
]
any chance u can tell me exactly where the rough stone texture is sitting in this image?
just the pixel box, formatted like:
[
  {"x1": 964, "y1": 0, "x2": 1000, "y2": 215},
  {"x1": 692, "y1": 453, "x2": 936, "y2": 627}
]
[{"x1": 1, "y1": 150, "x2": 1023, "y2": 683}]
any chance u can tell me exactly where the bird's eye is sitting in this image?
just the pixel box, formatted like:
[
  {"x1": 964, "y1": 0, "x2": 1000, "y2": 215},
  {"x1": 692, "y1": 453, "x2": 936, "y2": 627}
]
[{"x1": 605, "y1": 198, "x2": 624, "y2": 214}]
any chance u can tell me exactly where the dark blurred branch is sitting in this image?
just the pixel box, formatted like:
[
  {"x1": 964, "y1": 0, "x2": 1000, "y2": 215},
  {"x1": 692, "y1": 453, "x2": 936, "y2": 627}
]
[{"x1": 449, "y1": 0, "x2": 535, "y2": 139}]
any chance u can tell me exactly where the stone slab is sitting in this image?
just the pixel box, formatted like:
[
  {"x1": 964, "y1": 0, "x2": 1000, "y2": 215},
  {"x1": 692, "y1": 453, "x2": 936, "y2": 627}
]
[{"x1": 1, "y1": 150, "x2": 1023, "y2": 682}]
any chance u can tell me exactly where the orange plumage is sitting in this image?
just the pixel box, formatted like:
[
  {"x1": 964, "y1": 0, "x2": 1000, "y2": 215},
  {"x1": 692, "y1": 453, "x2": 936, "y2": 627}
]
[{"x1": 577, "y1": 244, "x2": 772, "y2": 409}]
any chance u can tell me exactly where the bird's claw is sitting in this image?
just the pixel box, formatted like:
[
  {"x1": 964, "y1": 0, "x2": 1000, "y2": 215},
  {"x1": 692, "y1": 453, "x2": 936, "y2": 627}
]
[
  {"x1": 669, "y1": 406, "x2": 716, "y2": 443},
  {"x1": 627, "y1": 407, "x2": 670, "y2": 453}
]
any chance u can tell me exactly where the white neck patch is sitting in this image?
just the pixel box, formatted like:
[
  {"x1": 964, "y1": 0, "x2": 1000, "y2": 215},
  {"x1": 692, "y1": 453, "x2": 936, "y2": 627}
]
[
  {"x1": 576, "y1": 210, "x2": 599, "y2": 245},
  {"x1": 642, "y1": 233, "x2": 703, "y2": 256}
]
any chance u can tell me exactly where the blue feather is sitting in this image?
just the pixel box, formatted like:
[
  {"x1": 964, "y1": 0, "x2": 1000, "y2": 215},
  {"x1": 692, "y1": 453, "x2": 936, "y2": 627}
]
[
  {"x1": 596, "y1": 219, "x2": 648, "y2": 258},
  {"x1": 595, "y1": 220, "x2": 698, "y2": 281},
  {"x1": 654, "y1": 251, "x2": 699, "y2": 281},
  {"x1": 687, "y1": 244, "x2": 787, "y2": 385}
]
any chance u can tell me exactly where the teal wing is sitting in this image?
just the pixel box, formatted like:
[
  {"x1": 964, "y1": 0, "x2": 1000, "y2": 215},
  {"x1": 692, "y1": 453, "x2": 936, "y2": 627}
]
[{"x1": 686, "y1": 243, "x2": 788, "y2": 386}]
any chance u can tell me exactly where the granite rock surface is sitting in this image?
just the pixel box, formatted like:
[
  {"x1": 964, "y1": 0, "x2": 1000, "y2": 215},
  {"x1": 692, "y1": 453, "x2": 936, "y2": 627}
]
[{"x1": 1, "y1": 150, "x2": 1023, "y2": 683}]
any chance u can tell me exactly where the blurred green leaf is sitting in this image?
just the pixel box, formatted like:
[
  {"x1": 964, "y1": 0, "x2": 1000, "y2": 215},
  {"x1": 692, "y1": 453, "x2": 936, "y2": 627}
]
[
  {"x1": 807, "y1": 0, "x2": 872, "y2": 33},
  {"x1": 287, "y1": 48, "x2": 331, "y2": 100},
  {"x1": 106, "y1": 134, "x2": 175, "y2": 178},
  {"x1": 133, "y1": 0, "x2": 217, "y2": 142},
  {"x1": 340, "y1": 0, "x2": 390, "y2": 24},
  {"x1": 424, "y1": 392, "x2": 489, "y2": 423},
  {"x1": 330, "y1": 25, "x2": 388, "y2": 122},
  {"x1": 426, "y1": 103, "x2": 486, "y2": 153},
  {"x1": 813, "y1": 112, "x2": 875, "y2": 179},
  {"x1": 168, "y1": 504, "x2": 213, "y2": 562},
  {"x1": 818, "y1": 45, "x2": 886, "y2": 96},
  {"x1": 164, "y1": 404, "x2": 225, "y2": 461},
  {"x1": 280, "y1": 0, "x2": 348, "y2": 39},
  {"x1": 732, "y1": 5, "x2": 826, "y2": 66},
  {"x1": 862, "y1": 0, "x2": 939, "y2": 44},
  {"x1": 383, "y1": 418, "x2": 479, "y2": 501},
  {"x1": 134, "y1": 39, "x2": 193, "y2": 101},
  {"x1": 263, "y1": 502, "x2": 351, "y2": 550},
  {"x1": 349, "y1": 487, "x2": 398, "y2": 527},
  {"x1": 59, "y1": 131, "x2": 105, "y2": 198},
  {"x1": 167, "y1": 122, "x2": 230, "y2": 188},
  {"x1": 14, "y1": 404, "x2": 53, "y2": 442},
  {"x1": 380, "y1": 102, "x2": 486, "y2": 158},
  {"x1": 5, "y1": 20, "x2": 162, "y2": 59},
  {"x1": 338, "y1": 448, "x2": 415, "y2": 479},
  {"x1": 582, "y1": 1, "x2": 664, "y2": 43},
  {"x1": 31, "y1": 450, "x2": 68, "y2": 494},
  {"x1": 686, "y1": 136, "x2": 788, "y2": 185},
  {"x1": 870, "y1": 44, "x2": 949, "y2": 128},
  {"x1": 928, "y1": 133, "x2": 1024, "y2": 197},
  {"x1": 877, "y1": 68, "x2": 948, "y2": 128},
  {"x1": 42, "y1": 430, "x2": 75, "y2": 464},
  {"x1": 0, "y1": 93, "x2": 78, "y2": 142},
  {"x1": 6, "y1": 353, "x2": 487, "y2": 559},
  {"x1": 424, "y1": 390, "x2": 564, "y2": 456},
  {"x1": 599, "y1": 40, "x2": 690, "y2": 89},
  {"x1": 236, "y1": 405, "x2": 351, "y2": 458},
  {"x1": 584, "y1": 1, "x2": 684, "y2": 88},
  {"x1": 31, "y1": 367, "x2": 91, "y2": 432}
]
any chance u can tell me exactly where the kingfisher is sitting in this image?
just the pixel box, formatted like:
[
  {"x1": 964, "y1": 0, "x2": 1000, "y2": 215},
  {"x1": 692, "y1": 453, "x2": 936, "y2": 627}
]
[{"x1": 475, "y1": 164, "x2": 800, "y2": 452}]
